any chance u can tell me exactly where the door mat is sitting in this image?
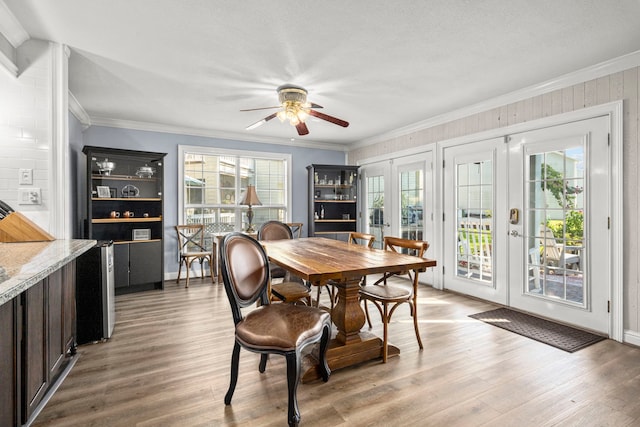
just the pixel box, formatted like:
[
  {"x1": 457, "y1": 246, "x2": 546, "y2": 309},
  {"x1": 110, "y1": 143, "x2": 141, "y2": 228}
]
[{"x1": 469, "y1": 307, "x2": 606, "y2": 352}]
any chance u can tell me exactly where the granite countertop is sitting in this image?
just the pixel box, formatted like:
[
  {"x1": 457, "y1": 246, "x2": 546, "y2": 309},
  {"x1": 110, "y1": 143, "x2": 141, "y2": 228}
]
[{"x1": 0, "y1": 239, "x2": 96, "y2": 306}]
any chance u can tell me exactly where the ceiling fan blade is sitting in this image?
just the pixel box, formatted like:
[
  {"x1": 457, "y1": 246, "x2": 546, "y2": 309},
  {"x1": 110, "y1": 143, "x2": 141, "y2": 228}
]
[
  {"x1": 296, "y1": 122, "x2": 309, "y2": 136},
  {"x1": 240, "y1": 106, "x2": 281, "y2": 112},
  {"x1": 309, "y1": 102, "x2": 323, "y2": 109},
  {"x1": 308, "y1": 109, "x2": 349, "y2": 127},
  {"x1": 246, "y1": 112, "x2": 278, "y2": 130}
]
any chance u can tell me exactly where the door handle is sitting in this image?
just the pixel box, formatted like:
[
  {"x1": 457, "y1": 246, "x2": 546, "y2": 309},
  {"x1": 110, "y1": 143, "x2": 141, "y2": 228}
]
[{"x1": 510, "y1": 230, "x2": 519, "y2": 237}]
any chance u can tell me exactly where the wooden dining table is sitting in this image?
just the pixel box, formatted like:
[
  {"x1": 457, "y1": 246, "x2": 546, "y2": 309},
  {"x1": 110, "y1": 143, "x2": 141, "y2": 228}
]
[{"x1": 261, "y1": 237, "x2": 437, "y2": 381}]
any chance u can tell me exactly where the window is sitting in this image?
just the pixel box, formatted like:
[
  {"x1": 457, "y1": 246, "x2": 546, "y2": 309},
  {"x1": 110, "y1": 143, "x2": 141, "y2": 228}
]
[{"x1": 179, "y1": 146, "x2": 291, "y2": 238}]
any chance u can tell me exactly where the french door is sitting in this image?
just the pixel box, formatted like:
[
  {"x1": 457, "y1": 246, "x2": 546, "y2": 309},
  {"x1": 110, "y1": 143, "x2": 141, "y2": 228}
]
[
  {"x1": 443, "y1": 137, "x2": 508, "y2": 304},
  {"x1": 443, "y1": 116, "x2": 610, "y2": 333},
  {"x1": 507, "y1": 116, "x2": 610, "y2": 333},
  {"x1": 362, "y1": 162, "x2": 390, "y2": 249},
  {"x1": 361, "y1": 153, "x2": 435, "y2": 283}
]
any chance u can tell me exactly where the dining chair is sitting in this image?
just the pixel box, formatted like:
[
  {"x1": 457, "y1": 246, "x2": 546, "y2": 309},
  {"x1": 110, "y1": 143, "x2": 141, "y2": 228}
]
[
  {"x1": 257, "y1": 221, "x2": 312, "y2": 305},
  {"x1": 317, "y1": 231, "x2": 376, "y2": 310},
  {"x1": 175, "y1": 224, "x2": 215, "y2": 287},
  {"x1": 220, "y1": 232, "x2": 331, "y2": 427},
  {"x1": 286, "y1": 222, "x2": 304, "y2": 238},
  {"x1": 359, "y1": 235, "x2": 429, "y2": 362}
]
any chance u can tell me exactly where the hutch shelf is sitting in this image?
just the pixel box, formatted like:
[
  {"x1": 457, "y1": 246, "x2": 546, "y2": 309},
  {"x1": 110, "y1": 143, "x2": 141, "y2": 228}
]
[
  {"x1": 83, "y1": 146, "x2": 167, "y2": 294},
  {"x1": 307, "y1": 164, "x2": 359, "y2": 241}
]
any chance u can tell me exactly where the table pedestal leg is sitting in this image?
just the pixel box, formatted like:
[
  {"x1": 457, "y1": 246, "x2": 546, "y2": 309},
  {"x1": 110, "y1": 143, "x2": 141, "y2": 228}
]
[
  {"x1": 331, "y1": 276, "x2": 366, "y2": 345},
  {"x1": 301, "y1": 276, "x2": 399, "y2": 382}
]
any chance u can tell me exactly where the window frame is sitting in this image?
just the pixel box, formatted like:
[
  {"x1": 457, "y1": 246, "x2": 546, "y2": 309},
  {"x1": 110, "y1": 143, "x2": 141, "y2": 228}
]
[{"x1": 178, "y1": 145, "x2": 292, "y2": 229}]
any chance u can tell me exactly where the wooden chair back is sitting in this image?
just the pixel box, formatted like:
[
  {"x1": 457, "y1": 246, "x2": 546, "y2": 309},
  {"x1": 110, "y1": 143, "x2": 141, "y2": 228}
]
[
  {"x1": 286, "y1": 222, "x2": 304, "y2": 238},
  {"x1": 175, "y1": 224, "x2": 208, "y2": 254},
  {"x1": 348, "y1": 231, "x2": 375, "y2": 248}
]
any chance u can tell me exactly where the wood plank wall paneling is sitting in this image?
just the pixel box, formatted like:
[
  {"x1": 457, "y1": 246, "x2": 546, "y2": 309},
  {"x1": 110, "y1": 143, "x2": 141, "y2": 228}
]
[{"x1": 349, "y1": 65, "x2": 640, "y2": 335}]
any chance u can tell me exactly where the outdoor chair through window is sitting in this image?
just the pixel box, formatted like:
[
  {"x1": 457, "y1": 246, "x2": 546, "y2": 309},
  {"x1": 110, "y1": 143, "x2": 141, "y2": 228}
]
[{"x1": 539, "y1": 224, "x2": 581, "y2": 270}]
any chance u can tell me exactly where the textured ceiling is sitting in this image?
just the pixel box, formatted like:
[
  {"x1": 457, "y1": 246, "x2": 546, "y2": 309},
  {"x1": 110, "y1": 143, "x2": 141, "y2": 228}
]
[{"x1": 5, "y1": 0, "x2": 640, "y2": 148}]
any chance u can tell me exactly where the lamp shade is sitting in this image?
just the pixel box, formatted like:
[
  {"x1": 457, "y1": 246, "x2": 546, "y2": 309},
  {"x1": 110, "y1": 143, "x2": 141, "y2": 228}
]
[{"x1": 240, "y1": 185, "x2": 262, "y2": 206}]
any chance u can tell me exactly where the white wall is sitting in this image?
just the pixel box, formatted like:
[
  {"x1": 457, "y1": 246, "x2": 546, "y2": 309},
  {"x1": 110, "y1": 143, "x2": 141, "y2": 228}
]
[{"x1": 0, "y1": 39, "x2": 52, "y2": 232}]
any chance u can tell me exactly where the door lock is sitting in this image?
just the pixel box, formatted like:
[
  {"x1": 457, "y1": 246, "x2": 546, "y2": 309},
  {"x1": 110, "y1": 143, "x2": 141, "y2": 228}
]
[{"x1": 510, "y1": 230, "x2": 519, "y2": 237}]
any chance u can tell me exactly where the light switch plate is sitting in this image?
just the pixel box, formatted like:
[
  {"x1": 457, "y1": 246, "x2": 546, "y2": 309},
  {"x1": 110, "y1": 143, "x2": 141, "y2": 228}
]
[
  {"x1": 19, "y1": 168, "x2": 33, "y2": 185},
  {"x1": 19, "y1": 188, "x2": 41, "y2": 205}
]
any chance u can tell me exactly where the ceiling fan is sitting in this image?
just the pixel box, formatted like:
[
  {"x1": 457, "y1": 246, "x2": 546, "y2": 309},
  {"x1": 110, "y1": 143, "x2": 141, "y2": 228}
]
[{"x1": 241, "y1": 84, "x2": 349, "y2": 136}]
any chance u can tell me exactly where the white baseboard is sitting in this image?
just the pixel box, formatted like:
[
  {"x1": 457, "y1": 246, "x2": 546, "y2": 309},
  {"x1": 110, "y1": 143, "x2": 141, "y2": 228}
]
[{"x1": 623, "y1": 329, "x2": 640, "y2": 347}]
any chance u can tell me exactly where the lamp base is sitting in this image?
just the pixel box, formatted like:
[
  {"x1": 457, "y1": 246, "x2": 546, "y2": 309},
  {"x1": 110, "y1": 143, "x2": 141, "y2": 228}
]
[{"x1": 245, "y1": 206, "x2": 255, "y2": 234}]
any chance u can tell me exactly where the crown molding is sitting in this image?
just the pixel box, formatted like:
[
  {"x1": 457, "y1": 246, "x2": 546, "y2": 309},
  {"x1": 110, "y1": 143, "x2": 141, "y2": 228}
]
[
  {"x1": 351, "y1": 49, "x2": 640, "y2": 150},
  {"x1": 0, "y1": 1, "x2": 29, "y2": 47},
  {"x1": 68, "y1": 91, "x2": 91, "y2": 129},
  {"x1": 88, "y1": 116, "x2": 347, "y2": 151}
]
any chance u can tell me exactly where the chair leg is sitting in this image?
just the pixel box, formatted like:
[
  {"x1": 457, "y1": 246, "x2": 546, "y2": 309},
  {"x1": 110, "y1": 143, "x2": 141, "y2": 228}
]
[
  {"x1": 382, "y1": 303, "x2": 389, "y2": 363},
  {"x1": 318, "y1": 323, "x2": 331, "y2": 382},
  {"x1": 315, "y1": 285, "x2": 322, "y2": 308},
  {"x1": 176, "y1": 259, "x2": 184, "y2": 283},
  {"x1": 411, "y1": 301, "x2": 424, "y2": 350},
  {"x1": 363, "y1": 298, "x2": 373, "y2": 329},
  {"x1": 224, "y1": 342, "x2": 241, "y2": 405},
  {"x1": 285, "y1": 352, "x2": 301, "y2": 427},
  {"x1": 259, "y1": 354, "x2": 268, "y2": 373},
  {"x1": 185, "y1": 260, "x2": 191, "y2": 288}
]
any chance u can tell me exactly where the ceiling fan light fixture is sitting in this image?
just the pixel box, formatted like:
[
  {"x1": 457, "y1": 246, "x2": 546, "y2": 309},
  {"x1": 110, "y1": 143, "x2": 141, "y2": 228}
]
[
  {"x1": 242, "y1": 84, "x2": 348, "y2": 135},
  {"x1": 297, "y1": 109, "x2": 309, "y2": 123}
]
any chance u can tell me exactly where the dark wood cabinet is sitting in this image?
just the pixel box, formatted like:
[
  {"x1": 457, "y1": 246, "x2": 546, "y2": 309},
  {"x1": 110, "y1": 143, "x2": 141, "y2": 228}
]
[
  {"x1": 307, "y1": 164, "x2": 359, "y2": 241},
  {"x1": 0, "y1": 298, "x2": 19, "y2": 427},
  {"x1": 23, "y1": 264, "x2": 76, "y2": 422},
  {"x1": 83, "y1": 146, "x2": 166, "y2": 294},
  {"x1": 0, "y1": 240, "x2": 89, "y2": 427}
]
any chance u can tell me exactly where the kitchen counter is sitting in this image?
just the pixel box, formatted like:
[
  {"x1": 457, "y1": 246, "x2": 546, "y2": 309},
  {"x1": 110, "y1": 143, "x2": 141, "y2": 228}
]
[{"x1": 0, "y1": 239, "x2": 95, "y2": 306}]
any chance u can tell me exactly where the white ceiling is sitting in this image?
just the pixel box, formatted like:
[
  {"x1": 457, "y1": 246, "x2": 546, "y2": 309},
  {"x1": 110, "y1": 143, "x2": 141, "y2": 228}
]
[{"x1": 5, "y1": 0, "x2": 640, "y2": 148}]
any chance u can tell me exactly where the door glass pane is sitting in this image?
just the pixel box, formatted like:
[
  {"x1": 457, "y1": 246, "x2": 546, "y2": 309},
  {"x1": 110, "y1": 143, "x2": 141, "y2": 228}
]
[
  {"x1": 367, "y1": 175, "x2": 385, "y2": 249},
  {"x1": 400, "y1": 169, "x2": 423, "y2": 241},
  {"x1": 525, "y1": 147, "x2": 585, "y2": 305},
  {"x1": 456, "y1": 160, "x2": 493, "y2": 283}
]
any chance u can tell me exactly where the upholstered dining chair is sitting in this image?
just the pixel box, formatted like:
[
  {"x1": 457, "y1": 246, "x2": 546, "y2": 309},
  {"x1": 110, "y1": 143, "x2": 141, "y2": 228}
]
[
  {"x1": 317, "y1": 231, "x2": 376, "y2": 309},
  {"x1": 220, "y1": 232, "x2": 331, "y2": 427},
  {"x1": 359, "y1": 236, "x2": 429, "y2": 362},
  {"x1": 175, "y1": 224, "x2": 215, "y2": 287},
  {"x1": 257, "y1": 221, "x2": 312, "y2": 305}
]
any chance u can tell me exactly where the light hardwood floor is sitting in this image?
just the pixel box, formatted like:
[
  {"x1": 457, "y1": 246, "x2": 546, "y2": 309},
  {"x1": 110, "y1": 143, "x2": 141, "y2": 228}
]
[{"x1": 33, "y1": 277, "x2": 640, "y2": 427}]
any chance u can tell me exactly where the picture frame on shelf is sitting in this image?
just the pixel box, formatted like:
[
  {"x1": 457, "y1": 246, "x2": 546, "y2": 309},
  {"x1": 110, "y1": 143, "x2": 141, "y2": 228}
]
[
  {"x1": 96, "y1": 186, "x2": 111, "y2": 198},
  {"x1": 109, "y1": 188, "x2": 117, "y2": 198}
]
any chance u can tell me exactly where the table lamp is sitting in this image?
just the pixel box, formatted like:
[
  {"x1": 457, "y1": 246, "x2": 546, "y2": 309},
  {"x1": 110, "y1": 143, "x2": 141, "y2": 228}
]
[{"x1": 240, "y1": 185, "x2": 262, "y2": 233}]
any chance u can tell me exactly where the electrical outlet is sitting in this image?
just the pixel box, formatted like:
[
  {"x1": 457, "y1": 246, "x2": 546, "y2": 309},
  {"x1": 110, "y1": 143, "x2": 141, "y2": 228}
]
[
  {"x1": 19, "y1": 168, "x2": 33, "y2": 185},
  {"x1": 19, "y1": 188, "x2": 41, "y2": 205}
]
